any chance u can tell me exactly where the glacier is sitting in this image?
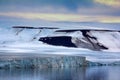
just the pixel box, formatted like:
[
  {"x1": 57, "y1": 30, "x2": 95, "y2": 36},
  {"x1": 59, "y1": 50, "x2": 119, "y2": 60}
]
[{"x1": 0, "y1": 23, "x2": 120, "y2": 63}]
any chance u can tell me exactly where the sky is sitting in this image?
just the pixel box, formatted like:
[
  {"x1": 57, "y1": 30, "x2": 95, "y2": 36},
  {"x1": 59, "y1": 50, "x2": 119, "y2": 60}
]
[{"x1": 0, "y1": 0, "x2": 120, "y2": 24}]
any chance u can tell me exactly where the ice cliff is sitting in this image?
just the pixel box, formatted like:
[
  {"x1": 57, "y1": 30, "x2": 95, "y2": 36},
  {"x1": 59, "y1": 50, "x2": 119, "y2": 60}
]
[
  {"x1": 0, "y1": 26, "x2": 120, "y2": 62},
  {"x1": 0, "y1": 55, "x2": 86, "y2": 69}
]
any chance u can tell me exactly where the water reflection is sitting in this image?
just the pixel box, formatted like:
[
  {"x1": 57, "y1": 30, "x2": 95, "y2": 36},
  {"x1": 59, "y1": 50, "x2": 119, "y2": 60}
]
[{"x1": 0, "y1": 66, "x2": 120, "y2": 80}]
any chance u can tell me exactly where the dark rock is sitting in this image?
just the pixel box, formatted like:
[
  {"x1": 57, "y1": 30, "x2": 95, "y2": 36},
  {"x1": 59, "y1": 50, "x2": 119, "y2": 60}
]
[
  {"x1": 55, "y1": 29, "x2": 120, "y2": 32},
  {"x1": 39, "y1": 35, "x2": 108, "y2": 51},
  {"x1": 39, "y1": 36, "x2": 77, "y2": 48},
  {"x1": 13, "y1": 26, "x2": 59, "y2": 29}
]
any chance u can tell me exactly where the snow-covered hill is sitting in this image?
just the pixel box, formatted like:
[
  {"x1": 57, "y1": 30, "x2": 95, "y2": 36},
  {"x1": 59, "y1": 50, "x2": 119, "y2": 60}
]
[
  {"x1": 40, "y1": 29, "x2": 120, "y2": 51},
  {"x1": 0, "y1": 25, "x2": 120, "y2": 62}
]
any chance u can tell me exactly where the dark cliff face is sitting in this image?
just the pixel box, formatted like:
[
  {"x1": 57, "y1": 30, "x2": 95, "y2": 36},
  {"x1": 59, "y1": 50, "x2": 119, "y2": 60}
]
[
  {"x1": 39, "y1": 36, "x2": 77, "y2": 47},
  {"x1": 39, "y1": 35, "x2": 108, "y2": 51},
  {"x1": 79, "y1": 30, "x2": 108, "y2": 50},
  {"x1": 39, "y1": 29, "x2": 109, "y2": 51}
]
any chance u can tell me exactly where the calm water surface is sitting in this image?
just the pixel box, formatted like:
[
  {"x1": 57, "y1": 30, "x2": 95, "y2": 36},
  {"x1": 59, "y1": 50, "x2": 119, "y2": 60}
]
[{"x1": 0, "y1": 66, "x2": 120, "y2": 80}]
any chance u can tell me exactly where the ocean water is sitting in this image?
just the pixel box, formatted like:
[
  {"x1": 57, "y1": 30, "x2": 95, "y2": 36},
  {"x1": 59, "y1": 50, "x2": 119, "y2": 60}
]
[{"x1": 0, "y1": 66, "x2": 120, "y2": 80}]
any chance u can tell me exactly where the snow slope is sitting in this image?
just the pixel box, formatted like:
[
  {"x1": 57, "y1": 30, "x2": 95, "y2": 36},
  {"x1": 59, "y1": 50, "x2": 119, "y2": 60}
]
[{"x1": 0, "y1": 23, "x2": 120, "y2": 62}]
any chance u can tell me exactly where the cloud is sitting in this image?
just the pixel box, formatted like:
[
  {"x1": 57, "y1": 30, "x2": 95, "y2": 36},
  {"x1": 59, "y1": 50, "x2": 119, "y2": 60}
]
[
  {"x1": 0, "y1": 0, "x2": 93, "y2": 10},
  {"x1": 94, "y1": 0, "x2": 120, "y2": 8},
  {"x1": 0, "y1": 12, "x2": 120, "y2": 23},
  {"x1": 0, "y1": 0, "x2": 94, "y2": 15},
  {"x1": 0, "y1": 0, "x2": 120, "y2": 16},
  {"x1": 0, "y1": 0, "x2": 120, "y2": 23}
]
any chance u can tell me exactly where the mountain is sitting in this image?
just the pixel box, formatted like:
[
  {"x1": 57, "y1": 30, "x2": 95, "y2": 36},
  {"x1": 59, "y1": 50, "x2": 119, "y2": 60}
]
[
  {"x1": 39, "y1": 29, "x2": 120, "y2": 51},
  {"x1": 0, "y1": 25, "x2": 120, "y2": 62}
]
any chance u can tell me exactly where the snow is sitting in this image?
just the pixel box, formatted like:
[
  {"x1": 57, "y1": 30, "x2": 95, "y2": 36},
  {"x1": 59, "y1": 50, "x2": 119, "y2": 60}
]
[
  {"x1": 0, "y1": 23, "x2": 120, "y2": 62},
  {"x1": 91, "y1": 31, "x2": 120, "y2": 52}
]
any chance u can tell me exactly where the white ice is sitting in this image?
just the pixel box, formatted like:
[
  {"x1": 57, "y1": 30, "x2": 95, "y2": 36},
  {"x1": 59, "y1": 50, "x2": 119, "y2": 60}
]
[{"x1": 0, "y1": 23, "x2": 120, "y2": 63}]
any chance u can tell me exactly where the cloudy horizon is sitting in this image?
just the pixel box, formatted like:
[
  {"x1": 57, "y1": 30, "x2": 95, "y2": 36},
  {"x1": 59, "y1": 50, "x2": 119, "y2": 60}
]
[{"x1": 0, "y1": 0, "x2": 120, "y2": 23}]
